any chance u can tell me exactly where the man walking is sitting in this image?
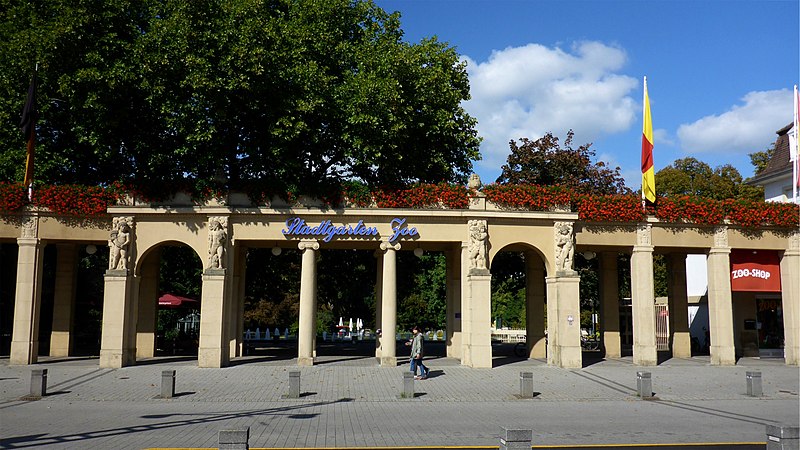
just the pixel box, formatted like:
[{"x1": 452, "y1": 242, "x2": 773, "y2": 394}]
[{"x1": 407, "y1": 326, "x2": 429, "y2": 380}]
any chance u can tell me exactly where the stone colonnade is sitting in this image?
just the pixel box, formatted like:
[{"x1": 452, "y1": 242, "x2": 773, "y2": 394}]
[{"x1": 5, "y1": 211, "x2": 800, "y2": 369}]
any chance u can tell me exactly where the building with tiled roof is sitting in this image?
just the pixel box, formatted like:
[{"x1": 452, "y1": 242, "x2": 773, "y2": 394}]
[{"x1": 748, "y1": 123, "x2": 798, "y2": 203}]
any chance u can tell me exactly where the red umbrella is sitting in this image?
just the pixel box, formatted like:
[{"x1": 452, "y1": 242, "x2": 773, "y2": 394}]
[{"x1": 158, "y1": 293, "x2": 199, "y2": 308}]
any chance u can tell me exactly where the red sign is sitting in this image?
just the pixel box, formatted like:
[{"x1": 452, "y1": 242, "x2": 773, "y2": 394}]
[{"x1": 730, "y1": 250, "x2": 781, "y2": 292}]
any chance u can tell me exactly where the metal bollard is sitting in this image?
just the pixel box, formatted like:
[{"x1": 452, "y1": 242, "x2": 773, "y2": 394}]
[
  {"x1": 288, "y1": 371, "x2": 301, "y2": 399},
  {"x1": 402, "y1": 371, "x2": 415, "y2": 398},
  {"x1": 500, "y1": 427, "x2": 532, "y2": 450},
  {"x1": 637, "y1": 371, "x2": 652, "y2": 398},
  {"x1": 766, "y1": 424, "x2": 799, "y2": 450},
  {"x1": 746, "y1": 371, "x2": 763, "y2": 397},
  {"x1": 30, "y1": 369, "x2": 47, "y2": 398},
  {"x1": 161, "y1": 370, "x2": 176, "y2": 398},
  {"x1": 219, "y1": 427, "x2": 249, "y2": 450},
  {"x1": 519, "y1": 372, "x2": 534, "y2": 398}
]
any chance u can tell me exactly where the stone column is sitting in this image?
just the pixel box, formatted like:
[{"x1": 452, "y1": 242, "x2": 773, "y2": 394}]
[
  {"x1": 297, "y1": 240, "x2": 319, "y2": 366},
  {"x1": 50, "y1": 244, "x2": 78, "y2": 357},
  {"x1": 100, "y1": 270, "x2": 136, "y2": 368},
  {"x1": 100, "y1": 217, "x2": 136, "y2": 368},
  {"x1": 599, "y1": 252, "x2": 621, "y2": 358},
  {"x1": 198, "y1": 268, "x2": 229, "y2": 367},
  {"x1": 10, "y1": 216, "x2": 44, "y2": 365},
  {"x1": 780, "y1": 232, "x2": 799, "y2": 365},
  {"x1": 546, "y1": 274, "x2": 582, "y2": 368},
  {"x1": 707, "y1": 226, "x2": 735, "y2": 365},
  {"x1": 446, "y1": 246, "x2": 462, "y2": 358},
  {"x1": 464, "y1": 268, "x2": 492, "y2": 368},
  {"x1": 135, "y1": 250, "x2": 160, "y2": 358},
  {"x1": 379, "y1": 241, "x2": 400, "y2": 367},
  {"x1": 374, "y1": 250, "x2": 383, "y2": 358},
  {"x1": 667, "y1": 253, "x2": 691, "y2": 358},
  {"x1": 631, "y1": 224, "x2": 657, "y2": 366},
  {"x1": 525, "y1": 252, "x2": 546, "y2": 359},
  {"x1": 459, "y1": 242, "x2": 471, "y2": 364}
]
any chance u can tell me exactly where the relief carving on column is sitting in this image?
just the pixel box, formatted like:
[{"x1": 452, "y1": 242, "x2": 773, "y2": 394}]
[
  {"x1": 788, "y1": 230, "x2": 800, "y2": 252},
  {"x1": 713, "y1": 226, "x2": 728, "y2": 248},
  {"x1": 636, "y1": 223, "x2": 652, "y2": 246},
  {"x1": 554, "y1": 221, "x2": 575, "y2": 273},
  {"x1": 468, "y1": 219, "x2": 488, "y2": 270},
  {"x1": 20, "y1": 216, "x2": 38, "y2": 238},
  {"x1": 206, "y1": 216, "x2": 228, "y2": 269},
  {"x1": 108, "y1": 216, "x2": 134, "y2": 271},
  {"x1": 297, "y1": 240, "x2": 320, "y2": 252}
]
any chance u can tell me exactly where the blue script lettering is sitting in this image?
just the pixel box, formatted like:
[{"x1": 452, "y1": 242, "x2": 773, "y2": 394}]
[
  {"x1": 282, "y1": 217, "x2": 378, "y2": 242},
  {"x1": 388, "y1": 217, "x2": 418, "y2": 242}
]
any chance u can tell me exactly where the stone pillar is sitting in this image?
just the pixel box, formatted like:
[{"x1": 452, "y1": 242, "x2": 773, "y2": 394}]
[
  {"x1": 136, "y1": 249, "x2": 160, "y2": 359},
  {"x1": 379, "y1": 241, "x2": 400, "y2": 367},
  {"x1": 459, "y1": 243, "x2": 471, "y2": 364},
  {"x1": 297, "y1": 240, "x2": 319, "y2": 366},
  {"x1": 446, "y1": 246, "x2": 462, "y2": 359},
  {"x1": 667, "y1": 253, "x2": 691, "y2": 358},
  {"x1": 374, "y1": 250, "x2": 383, "y2": 359},
  {"x1": 49, "y1": 243, "x2": 78, "y2": 357},
  {"x1": 100, "y1": 270, "x2": 136, "y2": 367},
  {"x1": 599, "y1": 252, "x2": 621, "y2": 358},
  {"x1": 631, "y1": 224, "x2": 657, "y2": 366},
  {"x1": 707, "y1": 226, "x2": 735, "y2": 365},
  {"x1": 546, "y1": 274, "x2": 582, "y2": 368},
  {"x1": 525, "y1": 252, "x2": 546, "y2": 359},
  {"x1": 464, "y1": 268, "x2": 492, "y2": 368},
  {"x1": 10, "y1": 216, "x2": 44, "y2": 365},
  {"x1": 780, "y1": 232, "x2": 800, "y2": 365},
  {"x1": 198, "y1": 268, "x2": 229, "y2": 367}
]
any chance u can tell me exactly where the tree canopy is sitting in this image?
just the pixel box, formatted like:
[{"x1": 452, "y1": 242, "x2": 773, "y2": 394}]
[
  {"x1": 655, "y1": 157, "x2": 763, "y2": 201},
  {"x1": 495, "y1": 131, "x2": 630, "y2": 195},
  {"x1": 0, "y1": 0, "x2": 481, "y2": 198}
]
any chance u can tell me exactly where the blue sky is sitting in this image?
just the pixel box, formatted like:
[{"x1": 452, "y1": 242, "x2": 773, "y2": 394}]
[{"x1": 376, "y1": 0, "x2": 800, "y2": 189}]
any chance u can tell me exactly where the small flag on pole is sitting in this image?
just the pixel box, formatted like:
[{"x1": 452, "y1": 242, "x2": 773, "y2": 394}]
[
  {"x1": 641, "y1": 76, "x2": 656, "y2": 207},
  {"x1": 20, "y1": 67, "x2": 38, "y2": 195}
]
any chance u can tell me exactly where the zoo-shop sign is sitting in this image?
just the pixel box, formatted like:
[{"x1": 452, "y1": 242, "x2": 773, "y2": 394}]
[{"x1": 282, "y1": 217, "x2": 418, "y2": 243}]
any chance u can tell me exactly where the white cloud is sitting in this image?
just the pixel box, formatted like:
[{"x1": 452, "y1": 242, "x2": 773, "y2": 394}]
[
  {"x1": 677, "y1": 89, "x2": 791, "y2": 154},
  {"x1": 462, "y1": 41, "x2": 639, "y2": 174}
]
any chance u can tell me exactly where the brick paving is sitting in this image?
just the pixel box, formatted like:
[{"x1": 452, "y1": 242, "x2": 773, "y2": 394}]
[{"x1": 0, "y1": 342, "x2": 798, "y2": 449}]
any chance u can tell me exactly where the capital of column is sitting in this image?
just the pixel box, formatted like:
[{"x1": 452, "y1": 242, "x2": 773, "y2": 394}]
[
  {"x1": 297, "y1": 240, "x2": 320, "y2": 252},
  {"x1": 787, "y1": 230, "x2": 800, "y2": 254},
  {"x1": 712, "y1": 225, "x2": 729, "y2": 249},
  {"x1": 379, "y1": 241, "x2": 401, "y2": 252}
]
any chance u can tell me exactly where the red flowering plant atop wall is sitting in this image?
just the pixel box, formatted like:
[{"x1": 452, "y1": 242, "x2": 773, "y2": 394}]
[
  {"x1": 372, "y1": 183, "x2": 469, "y2": 209},
  {"x1": 722, "y1": 198, "x2": 800, "y2": 229},
  {"x1": 653, "y1": 196, "x2": 724, "y2": 226},
  {"x1": 483, "y1": 184, "x2": 572, "y2": 210},
  {"x1": 575, "y1": 194, "x2": 646, "y2": 223},
  {"x1": 0, "y1": 182, "x2": 28, "y2": 213},
  {"x1": 32, "y1": 183, "x2": 123, "y2": 217}
]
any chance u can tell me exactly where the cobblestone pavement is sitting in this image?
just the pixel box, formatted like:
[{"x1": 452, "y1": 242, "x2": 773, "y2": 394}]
[{"x1": 1, "y1": 344, "x2": 798, "y2": 449}]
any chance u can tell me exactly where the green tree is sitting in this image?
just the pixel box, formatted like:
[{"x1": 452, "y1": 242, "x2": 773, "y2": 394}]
[
  {"x1": 749, "y1": 147, "x2": 775, "y2": 176},
  {"x1": 655, "y1": 157, "x2": 762, "y2": 201},
  {"x1": 0, "y1": 0, "x2": 480, "y2": 197},
  {"x1": 496, "y1": 130, "x2": 630, "y2": 195}
]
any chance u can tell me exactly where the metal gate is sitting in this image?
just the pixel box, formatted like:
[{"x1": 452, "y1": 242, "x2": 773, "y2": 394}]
[{"x1": 654, "y1": 304, "x2": 670, "y2": 351}]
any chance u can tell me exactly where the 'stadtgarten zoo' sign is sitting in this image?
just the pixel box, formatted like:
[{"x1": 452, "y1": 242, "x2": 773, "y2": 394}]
[{"x1": 282, "y1": 217, "x2": 418, "y2": 243}]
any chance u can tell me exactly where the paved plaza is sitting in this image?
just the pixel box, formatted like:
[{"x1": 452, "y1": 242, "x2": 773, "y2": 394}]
[{"x1": 0, "y1": 342, "x2": 798, "y2": 450}]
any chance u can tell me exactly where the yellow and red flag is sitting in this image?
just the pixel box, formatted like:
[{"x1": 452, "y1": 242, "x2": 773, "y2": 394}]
[{"x1": 641, "y1": 76, "x2": 655, "y2": 205}]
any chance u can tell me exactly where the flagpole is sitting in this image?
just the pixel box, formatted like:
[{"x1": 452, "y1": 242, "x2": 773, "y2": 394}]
[
  {"x1": 794, "y1": 85, "x2": 799, "y2": 204},
  {"x1": 642, "y1": 76, "x2": 646, "y2": 212}
]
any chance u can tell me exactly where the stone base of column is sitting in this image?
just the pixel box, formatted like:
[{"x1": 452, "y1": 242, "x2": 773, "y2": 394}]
[
  {"x1": 603, "y1": 332, "x2": 621, "y2": 358},
  {"x1": 100, "y1": 348, "x2": 135, "y2": 368},
  {"x1": 380, "y1": 356, "x2": 397, "y2": 367},
  {"x1": 198, "y1": 348, "x2": 227, "y2": 368},
  {"x1": 10, "y1": 341, "x2": 38, "y2": 365},
  {"x1": 49, "y1": 332, "x2": 71, "y2": 357},
  {"x1": 672, "y1": 332, "x2": 691, "y2": 358},
  {"x1": 530, "y1": 336, "x2": 546, "y2": 359},
  {"x1": 297, "y1": 356, "x2": 315, "y2": 366},
  {"x1": 711, "y1": 345, "x2": 736, "y2": 365},
  {"x1": 558, "y1": 345, "x2": 582, "y2": 369},
  {"x1": 633, "y1": 344, "x2": 657, "y2": 366}
]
